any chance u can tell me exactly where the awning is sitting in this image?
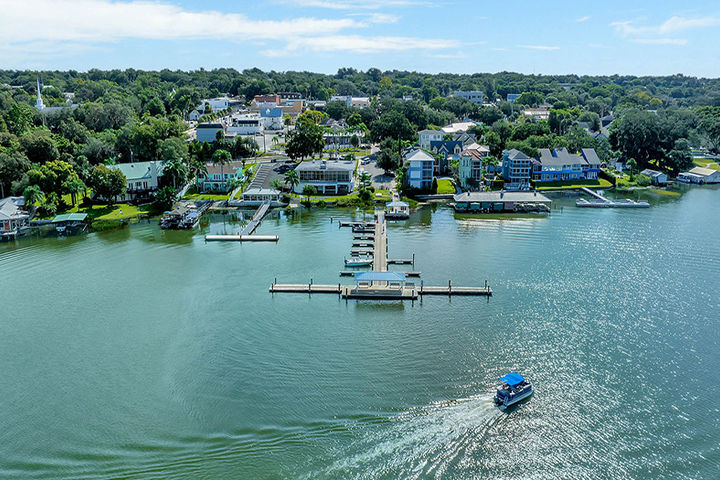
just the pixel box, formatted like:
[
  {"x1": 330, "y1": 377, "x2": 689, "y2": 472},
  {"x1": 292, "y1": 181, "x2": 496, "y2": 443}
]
[
  {"x1": 499, "y1": 372, "x2": 525, "y2": 386},
  {"x1": 51, "y1": 213, "x2": 88, "y2": 222},
  {"x1": 354, "y1": 272, "x2": 406, "y2": 282}
]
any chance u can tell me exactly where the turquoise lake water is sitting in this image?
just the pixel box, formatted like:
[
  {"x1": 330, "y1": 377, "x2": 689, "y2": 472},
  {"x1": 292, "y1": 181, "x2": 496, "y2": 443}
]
[{"x1": 1, "y1": 187, "x2": 719, "y2": 479}]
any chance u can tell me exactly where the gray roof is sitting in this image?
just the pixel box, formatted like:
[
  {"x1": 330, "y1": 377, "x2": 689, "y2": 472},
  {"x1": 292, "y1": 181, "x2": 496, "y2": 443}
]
[
  {"x1": 108, "y1": 161, "x2": 164, "y2": 181},
  {"x1": 197, "y1": 123, "x2": 223, "y2": 129},
  {"x1": 0, "y1": 197, "x2": 28, "y2": 220},
  {"x1": 581, "y1": 148, "x2": 601, "y2": 166},
  {"x1": 419, "y1": 129, "x2": 443, "y2": 135},
  {"x1": 505, "y1": 149, "x2": 531, "y2": 160},
  {"x1": 640, "y1": 169, "x2": 664, "y2": 177},
  {"x1": 243, "y1": 188, "x2": 280, "y2": 195},
  {"x1": 295, "y1": 160, "x2": 355, "y2": 172},
  {"x1": 405, "y1": 149, "x2": 435, "y2": 162},
  {"x1": 453, "y1": 191, "x2": 552, "y2": 204},
  {"x1": 536, "y1": 148, "x2": 589, "y2": 167}
]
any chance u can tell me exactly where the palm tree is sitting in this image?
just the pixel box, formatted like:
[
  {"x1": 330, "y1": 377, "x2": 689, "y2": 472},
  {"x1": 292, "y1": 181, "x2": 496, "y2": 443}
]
[
  {"x1": 23, "y1": 185, "x2": 45, "y2": 209},
  {"x1": 284, "y1": 169, "x2": 300, "y2": 193},
  {"x1": 270, "y1": 178, "x2": 283, "y2": 192},
  {"x1": 64, "y1": 178, "x2": 86, "y2": 206},
  {"x1": 212, "y1": 149, "x2": 232, "y2": 191},
  {"x1": 358, "y1": 171, "x2": 372, "y2": 188},
  {"x1": 271, "y1": 136, "x2": 279, "y2": 147},
  {"x1": 189, "y1": 160, "x2": 208, "y2": 191},
  {"x1": 164, "y1": 157, "x2": 188, "y2": 190}
]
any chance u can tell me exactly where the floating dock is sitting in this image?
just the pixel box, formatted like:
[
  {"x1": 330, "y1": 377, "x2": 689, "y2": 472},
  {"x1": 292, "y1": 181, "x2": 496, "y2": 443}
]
[{"x1": 270, "y1": 210, "x2": 491, "y2": 300}]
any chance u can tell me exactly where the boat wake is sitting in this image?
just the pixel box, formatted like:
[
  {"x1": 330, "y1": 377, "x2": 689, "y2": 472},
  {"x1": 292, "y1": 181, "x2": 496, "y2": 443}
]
[{"x1": 318, "y1": 394, "x2": 501, "y2": 479}]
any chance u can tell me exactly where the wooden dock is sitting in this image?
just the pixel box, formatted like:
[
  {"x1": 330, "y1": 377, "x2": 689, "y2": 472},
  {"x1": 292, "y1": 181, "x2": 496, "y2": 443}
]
[
  {"x1": 340, "y1": 271, "x2": 421, "y2": 277},
  {"x1": 240, "y1": 202, "x2": 271, "y2": 235}
]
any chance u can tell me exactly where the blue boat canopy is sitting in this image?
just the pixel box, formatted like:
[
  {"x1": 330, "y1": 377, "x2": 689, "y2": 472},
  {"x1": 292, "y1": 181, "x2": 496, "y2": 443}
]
[{"x1": 499, "y1": 372, "x2": 525, "y2": 386}]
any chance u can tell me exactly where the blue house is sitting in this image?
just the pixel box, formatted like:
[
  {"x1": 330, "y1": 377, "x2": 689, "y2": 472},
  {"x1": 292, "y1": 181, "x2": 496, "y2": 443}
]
[
  {"x1": 429, "y1": 140, "x2": 463, "y2": 174},
  {"x1": 502, "y1": 149, "x2": 532, "y2": 190},
  {"x1": 531, "y1": 148, "x2": 602, "y2": 182}
]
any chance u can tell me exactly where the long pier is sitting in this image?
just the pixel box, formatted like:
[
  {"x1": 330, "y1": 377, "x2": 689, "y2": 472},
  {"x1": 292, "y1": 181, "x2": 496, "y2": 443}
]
[
  {"x1": 206, "y1": 201, "x2": 278, "y2": 242},
  {"x1": 270, "y1": 210, "x2": 492, "y2": 300},
  {"x1": 240, "y1": 202, "x2": 271, "y2": 235}
]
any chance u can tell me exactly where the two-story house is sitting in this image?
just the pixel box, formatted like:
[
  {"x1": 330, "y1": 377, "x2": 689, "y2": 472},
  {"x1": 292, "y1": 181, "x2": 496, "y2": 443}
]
[
  {"x1": 458, "y1": 146, "x2": 491, "y2": 188},
  {"x1": 418, "y1": 129, "x2": 443, "y2": 150},
  {"x1": 108, "y1": 161, "x2": 165, "y2": 201},
  {"x1": 295, "y1": 160, "x2": 355, "y2": 195},
  {"x1": 198, "y1": 161, "x2": 246, "y2": 192}
]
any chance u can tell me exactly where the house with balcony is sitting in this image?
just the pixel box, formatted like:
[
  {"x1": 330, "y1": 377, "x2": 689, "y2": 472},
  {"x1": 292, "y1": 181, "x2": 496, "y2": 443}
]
[
  {"x1": 405, "y1": 149, "x2": 435, "y2": 190},
  {"x1": 531, "y1": 148, "x2": 602, "y2": 183},
  {"x1": 458, "y1": 146, "x2": 491, "y2": 188},
  {"x1": 502, "y1": 149, "x2": 532, "y2": 190},
  {"x1": 295, "y1": 160, "x2": 355, "y2": 195},
  {"x1": 108, "y1": 161, "x2": 165, "y2": 201},
  {"x1": 0, "y1": 197, "x2": 29, "y2": 240},
  {"x1": 226, "y1": 115, "x2": 263, "y2": 135},
  {"x1": 453, "y1": 90, "x2": 484, "y2": 106},
  {"x1": 197, "y1": 161, "x2": 246, "y2": 192},
  {"x1": 429, "y1": 140, "x2": 463, "y2": 174}
]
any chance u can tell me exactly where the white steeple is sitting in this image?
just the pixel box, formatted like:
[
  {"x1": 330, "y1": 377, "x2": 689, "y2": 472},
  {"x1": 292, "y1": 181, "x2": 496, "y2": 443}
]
[{"x1": 35, "y1": 78, "x2": 45, "y2": 111}]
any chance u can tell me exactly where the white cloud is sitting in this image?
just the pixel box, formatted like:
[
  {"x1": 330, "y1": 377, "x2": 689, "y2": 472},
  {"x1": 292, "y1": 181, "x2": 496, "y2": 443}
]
[
  {"x1": 0, "y1": 0, "x2": 456, "y2": 59},
  {"x1": 277, "y1": 0, "x2": 429, "y2": 9},
  {"x1": 634, "y1": 38, "x2": 688, "y2": 45},
  {"x1": 518, "y1": 45, "x2": 560, "y2": 51},
  {"x1": 262, "y1": 35, "x2": 458, "y2": 56},
  {"x1": 611, "y1": 15, "x2": 719, "y2": 39},
  {"x1": 576, "y1": 15, "x2": 591, "y2": 23},
  {"x1": 0, "y1": 0, "x2": 361, "y2": 43}
]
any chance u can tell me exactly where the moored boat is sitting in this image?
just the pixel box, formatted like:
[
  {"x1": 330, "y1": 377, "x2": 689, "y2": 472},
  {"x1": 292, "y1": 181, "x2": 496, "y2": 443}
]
[
  {"x1": 344, "y1": 257, "x2": 373, "y2": 267},
  {"x1": 494, "y1": 372, "x2": 533, "y2": 408}
]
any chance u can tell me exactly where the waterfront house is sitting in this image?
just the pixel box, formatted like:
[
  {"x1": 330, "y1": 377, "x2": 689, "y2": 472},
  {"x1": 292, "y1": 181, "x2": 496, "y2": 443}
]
[
  {"x1": 196, "y1": 123, "x2": 225, "y2": 143},
  {"x1": 453, "y1": 91, "x2": 485, "y2": 106},
  {"x1": 687, "y1": 166, "x2": 720, "y2": 184},
  {"x1": 640, "y1": 169, "x2": 668, "y2": 185},
  {"x1": 581, "y1": 148, "x2": 603, "y2": 179},
  {"x1": 458, "y1": 147, "x2": 491, "y2": 188},
  {"x1": 418, "y1": 129, "x2": 443, "y2": 150},
  {"x1": 295, "y1": 159, "x2": 355, "y2": 195},
  {"x1": 405, "y1": 149, "x2": 435, "y2": 190},
  {"x1": 108, "y1": 161, "x2": 164, "y2": 201},
  {"x1": 530, "y1": 148, "x2": 602, "y2": 182},
  {"x1": 198, "y1": 161, "x2": 245, "y2": 192},
  {"x1": 502, "y1": 149, "x2": 532, "y2": 190},
  {"x1": 0, "y1": 197, "x2": 29, "y2": 240}
]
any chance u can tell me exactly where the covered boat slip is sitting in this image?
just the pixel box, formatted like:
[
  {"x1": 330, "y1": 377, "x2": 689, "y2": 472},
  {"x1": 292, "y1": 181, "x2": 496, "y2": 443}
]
[{"x1": 452, "y1": 191, "x2": 552, "y2": 213}]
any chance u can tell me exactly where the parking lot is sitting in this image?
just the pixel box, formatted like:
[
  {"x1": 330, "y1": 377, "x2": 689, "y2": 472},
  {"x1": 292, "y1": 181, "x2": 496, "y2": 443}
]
[{"x1": 358, "y1": 154, "x2": 396, "y2": 190}]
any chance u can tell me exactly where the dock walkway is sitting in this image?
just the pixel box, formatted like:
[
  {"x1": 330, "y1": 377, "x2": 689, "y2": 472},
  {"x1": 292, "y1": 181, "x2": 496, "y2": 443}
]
[{"x1": 240, "y1": 202, "x2": 271, "y2": 235}]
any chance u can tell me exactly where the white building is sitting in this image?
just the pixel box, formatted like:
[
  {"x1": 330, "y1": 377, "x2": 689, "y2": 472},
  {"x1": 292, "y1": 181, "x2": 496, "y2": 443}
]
[
  {"x1": 198, "y1": 97, "x2": 230, "y2": 113},
  {"x1": 640, "y1": 169, "x2": 668, "y2": 185},
  {"x1": 453, "y1": 91, "x2": 484, "y2": 106},
  {"x1": 260, "y1": 108, "x2": 284, "y2": 130},
  {"x1": 329, "y1": 95, "x2": 371, "y2": 109},
  {"x1": 295, "y1": 160, "x2": 355, "y2": 195},
  {"x1": 687, "y1": 166, "x2": 720, "y2": 183},
  {"x1": 240, "y1": 188, "x2": 282, "y2": 205},
  {"x1": 418, "y1": 129, "x2": 443, "y2": 150},
  {"x1": 441, "y1": 122, "x2": 476, "y2": 135},
  {"x1": 226, "y1": 115, "x2": 263, "y2": 135}
]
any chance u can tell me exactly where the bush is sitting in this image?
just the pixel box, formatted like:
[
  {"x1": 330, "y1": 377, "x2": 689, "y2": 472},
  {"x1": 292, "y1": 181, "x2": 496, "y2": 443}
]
[{"x1": 636, "y1": 174, "x2": 651, "y2": 186}]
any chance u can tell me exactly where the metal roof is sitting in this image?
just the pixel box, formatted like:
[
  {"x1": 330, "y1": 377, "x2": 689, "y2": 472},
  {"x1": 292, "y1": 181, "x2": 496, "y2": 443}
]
[
  {"x1": 354, "y1": 272, "x2": 406, "y2": 282},
  {"x1": 51, "y1": 213, "x2": 88, "y2": 222},
  {"x1": 295, "y1": 160, "x2": 355, "y2": 172},
  {"x1": 499, "y1": 372, "x2": 525, "y2": 386},
  {"x1": 454, "y1": 191, "x2": 552, "y2": 204}
]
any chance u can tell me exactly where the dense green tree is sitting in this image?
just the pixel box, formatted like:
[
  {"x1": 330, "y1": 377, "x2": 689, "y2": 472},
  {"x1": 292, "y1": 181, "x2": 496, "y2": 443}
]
[
  {"x1": 20, "y1": 130, "x2": 59, "y2": 164},
  {"x1": 89, "y1": 164, "x2": 127, "y2": 204},
  {"x1": 154, "y1": 186, "x2": 176, "y2": 210},
  {"x1": 325, "y1": 100, "x2": 349, "y2": 120},
  {"x1": 370, "y1": 110, "x2": 415, "y2": 143},
  {"x1": 0, "y1": 150, "x2": 31, "y2": 197},
  {"x1": 286, "y1": 117, "x2": 324, "y2": 161},
  {"x1": 377, "y1": 138, "x2": 400, "y2": 173},
  {"x1": 6, "y1": 103, "x2": 34, "y2": 136},
  {"x1": 145, "y1": 97, "x2": 166, "y2": 116},
  {"x1": 211, "y1": 149, "x2": 232, "y2": 186},
  {"x1": 26, "y1": 160, "x2": 80, "y2": 200}
]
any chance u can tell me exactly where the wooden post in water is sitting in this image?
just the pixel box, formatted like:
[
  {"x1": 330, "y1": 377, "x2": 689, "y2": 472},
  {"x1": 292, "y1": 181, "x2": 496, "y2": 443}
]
[{"x1": 448, "y1": 279, "x2": 452, "y2": 295}]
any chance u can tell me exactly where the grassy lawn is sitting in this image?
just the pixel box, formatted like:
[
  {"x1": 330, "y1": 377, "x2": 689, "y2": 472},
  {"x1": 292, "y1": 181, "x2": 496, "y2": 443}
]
[
  {"x1": 436, "y1": 178, "x2": 456, "y2": 194},
  {"x1": 535, "y1": 178, "x2": 613, "y2": 190},
  {"x1": 694, "y1": 158, "x2": 720, "y2": 171},
  {"x1": 182, "y1": 185, "x2": 230, "y2": 201}
]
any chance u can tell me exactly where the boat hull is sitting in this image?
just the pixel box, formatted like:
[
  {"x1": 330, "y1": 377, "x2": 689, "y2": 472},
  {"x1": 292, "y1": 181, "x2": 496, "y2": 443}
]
[{"x1": 494, "y1": 385, "x2": 534, "y2": 407}]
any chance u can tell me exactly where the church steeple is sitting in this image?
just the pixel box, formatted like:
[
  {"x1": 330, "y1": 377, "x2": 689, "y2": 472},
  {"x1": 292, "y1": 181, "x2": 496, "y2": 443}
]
[{"x1": 35, "y1": 78, "x2": 45, "y2": 111}]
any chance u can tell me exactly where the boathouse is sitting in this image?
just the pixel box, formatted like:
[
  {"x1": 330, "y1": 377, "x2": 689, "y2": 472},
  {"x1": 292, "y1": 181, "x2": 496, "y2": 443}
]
[{"x1": 452, "y1": 191, "x2": 551, "y2": 213}]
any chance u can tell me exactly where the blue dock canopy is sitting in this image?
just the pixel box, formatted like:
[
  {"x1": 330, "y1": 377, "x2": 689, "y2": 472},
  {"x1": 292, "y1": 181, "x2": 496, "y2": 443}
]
[
  {"x1": 499, "y1": 372, "x2": 525, "y2": 386},
  {"x1": 354, "y1": 272, "x2": 406, "y2": 282}
]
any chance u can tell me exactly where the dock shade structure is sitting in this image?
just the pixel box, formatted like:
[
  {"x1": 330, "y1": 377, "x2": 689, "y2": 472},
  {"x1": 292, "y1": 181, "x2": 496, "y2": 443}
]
[
  {"x1": 51, "y1": 213, "x2": 88, "y2": 223},
  {"x1": 498, "y1": 373, "x2": 525, "y2": 387},
  {"x1": 499, "y1": 373, "x2": 526, "y2": 386},
  {"x1": 354, "y1": 271, "x2": 406, "y2": 287},
  {"x1": 452, "y1": 191, "x2": 551, "y2": 213}
]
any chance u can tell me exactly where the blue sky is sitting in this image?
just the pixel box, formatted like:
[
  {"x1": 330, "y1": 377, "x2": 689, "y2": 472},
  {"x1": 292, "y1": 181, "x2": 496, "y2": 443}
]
[{"x1": 1, "y1": 0, "x2": 720, "y2": 76}]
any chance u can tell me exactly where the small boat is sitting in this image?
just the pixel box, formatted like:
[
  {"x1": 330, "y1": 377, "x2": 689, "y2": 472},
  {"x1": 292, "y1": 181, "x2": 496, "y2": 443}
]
[
  {"x1": 344, "y1": 257, "x2": 373, "y2": 267},
  {"x1": 494, "y1": 372, "x2": 533, "y2": 408}
]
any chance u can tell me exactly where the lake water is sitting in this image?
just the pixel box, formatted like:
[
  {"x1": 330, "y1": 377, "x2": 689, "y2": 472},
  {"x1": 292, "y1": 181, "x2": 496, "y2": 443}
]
[{"x1": 1, "y1": 187, "x2": 719, "y2": 479}]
